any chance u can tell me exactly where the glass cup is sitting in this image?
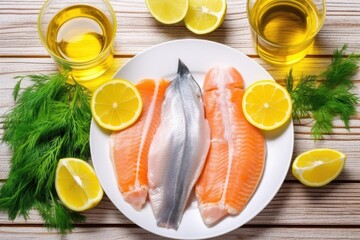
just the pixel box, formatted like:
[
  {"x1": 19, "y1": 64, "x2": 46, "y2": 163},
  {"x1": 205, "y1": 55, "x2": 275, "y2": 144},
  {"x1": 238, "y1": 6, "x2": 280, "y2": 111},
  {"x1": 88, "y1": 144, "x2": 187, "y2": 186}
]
[
  {"x1": 247, "y1": 0, "x2": 326, "y2": 66},
  {"x1": 37, "y1": 0, "x2": 117, "y2": 86}
]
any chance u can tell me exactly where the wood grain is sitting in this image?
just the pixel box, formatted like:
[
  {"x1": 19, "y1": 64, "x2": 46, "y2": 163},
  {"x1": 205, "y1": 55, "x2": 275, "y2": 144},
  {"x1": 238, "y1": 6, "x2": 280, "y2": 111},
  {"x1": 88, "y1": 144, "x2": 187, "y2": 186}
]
[
  {"x1": 0, "y1": 0, "x2": 360, "y2": 238},
  {"x1": 0, "y1": 0, "x2": 359, "y2": 56},
  {"x1": 1, "y1": 182, "x2": 359, "y2": 226},
  {"x1": 0, "y1": 226, "x2": 359, "y2": 240}
]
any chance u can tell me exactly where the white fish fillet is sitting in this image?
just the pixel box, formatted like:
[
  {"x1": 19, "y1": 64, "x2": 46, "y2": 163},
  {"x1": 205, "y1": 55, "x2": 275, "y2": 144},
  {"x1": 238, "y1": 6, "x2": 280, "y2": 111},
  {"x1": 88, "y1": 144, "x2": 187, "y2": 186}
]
[{"x1": 148, "y1": 60, "x2": 211, "y2": 230}]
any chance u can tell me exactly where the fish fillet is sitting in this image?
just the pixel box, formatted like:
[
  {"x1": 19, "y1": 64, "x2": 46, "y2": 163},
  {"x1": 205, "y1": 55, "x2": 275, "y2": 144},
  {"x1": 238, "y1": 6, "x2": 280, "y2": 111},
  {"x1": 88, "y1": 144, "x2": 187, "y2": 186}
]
[
  {"x1": 196, "y1": 66, "x2": 266, "y2": 225},
  {"x1": 110, "y1": 79, "x2": 169, "y2": 210},
  {"x1": 148, "y1": 60, "x2": 211, "y2": 229}
]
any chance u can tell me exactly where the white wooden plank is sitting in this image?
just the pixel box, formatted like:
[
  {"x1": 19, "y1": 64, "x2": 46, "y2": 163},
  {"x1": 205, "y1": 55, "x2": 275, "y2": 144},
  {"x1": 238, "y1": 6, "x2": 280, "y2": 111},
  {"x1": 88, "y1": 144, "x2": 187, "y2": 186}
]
[
  {"x1": 0, "y1": 226, "x2": 359, "y2": 239},
  {"x1": 0, "y1": 0, "x2": 359, "y2": 56},
  {"x1": 1, "y1": 182, "x2": 360, "y2": 226},
  {"x1": 0, "y1": 0, "x2": 359, "y2": 238}
]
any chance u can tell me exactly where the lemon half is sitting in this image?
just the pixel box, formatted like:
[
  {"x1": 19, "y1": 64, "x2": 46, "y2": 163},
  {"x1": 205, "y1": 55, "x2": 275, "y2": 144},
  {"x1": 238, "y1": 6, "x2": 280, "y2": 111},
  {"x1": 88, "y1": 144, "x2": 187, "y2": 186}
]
[
  {"x1": 91, "y1": 79, "x2": 143, "y2": 131},
  {"x1": 242, "y1": 80, "x2": 292, "y2": 130}
]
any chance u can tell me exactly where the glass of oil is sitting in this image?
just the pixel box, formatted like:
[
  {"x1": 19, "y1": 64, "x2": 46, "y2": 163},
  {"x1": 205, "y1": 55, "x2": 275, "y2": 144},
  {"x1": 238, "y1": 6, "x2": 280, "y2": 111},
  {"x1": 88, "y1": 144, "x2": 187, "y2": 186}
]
[
  {"x1": 37, "y1": 0, "x2": 117, "y2": 88},
  {"x1": 247, "y1": 0, "x2": 326, "y2": 66}
]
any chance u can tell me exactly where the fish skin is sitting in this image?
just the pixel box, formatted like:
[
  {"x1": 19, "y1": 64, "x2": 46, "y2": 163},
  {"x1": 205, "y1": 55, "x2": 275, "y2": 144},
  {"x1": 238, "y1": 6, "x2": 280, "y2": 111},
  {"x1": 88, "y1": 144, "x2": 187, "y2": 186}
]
[
  {"x1": 148, "y1": 60, "x2": 211, "y2": 230},
  {"x1": 196, "y1": 66, "x2": 266, "y2": 225},
  {"x1": 110, "y1": 79, "x2": 169, "y2": 210}
]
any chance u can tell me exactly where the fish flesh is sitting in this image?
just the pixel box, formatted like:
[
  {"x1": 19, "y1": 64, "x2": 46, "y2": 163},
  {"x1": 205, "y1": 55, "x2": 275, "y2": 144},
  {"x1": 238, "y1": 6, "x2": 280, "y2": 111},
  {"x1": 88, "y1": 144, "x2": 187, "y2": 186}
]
[
  {"x1": 110, "y1": 78, "x2": 169, "y2": 210},
  {"x1": 148, "y1": 60, "x2": 211, "y2": 229},
  {"x1": 196, "y1": 66, "x2": 266, "y2": 225}
]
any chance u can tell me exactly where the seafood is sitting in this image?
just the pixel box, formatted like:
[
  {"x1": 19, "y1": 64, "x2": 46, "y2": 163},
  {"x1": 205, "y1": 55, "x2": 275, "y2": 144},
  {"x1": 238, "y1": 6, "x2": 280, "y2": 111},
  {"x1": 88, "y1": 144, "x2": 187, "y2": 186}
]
[
  {"x1": 148, "y1": 60, "x2": 210, "y2": 229},
  {"x1": 196, "y1": 66, "x2": 266, "y2": 225},
  {"x1": 110, "y1": 78, "x2": 169, "y2": 210}
]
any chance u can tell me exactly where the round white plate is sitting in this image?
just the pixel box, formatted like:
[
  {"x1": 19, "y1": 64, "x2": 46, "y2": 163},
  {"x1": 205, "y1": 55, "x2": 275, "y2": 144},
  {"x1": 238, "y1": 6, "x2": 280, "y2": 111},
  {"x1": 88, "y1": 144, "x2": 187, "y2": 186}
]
[{"x1": 90, "y1": 39, "x2": 294, "y2": 239}]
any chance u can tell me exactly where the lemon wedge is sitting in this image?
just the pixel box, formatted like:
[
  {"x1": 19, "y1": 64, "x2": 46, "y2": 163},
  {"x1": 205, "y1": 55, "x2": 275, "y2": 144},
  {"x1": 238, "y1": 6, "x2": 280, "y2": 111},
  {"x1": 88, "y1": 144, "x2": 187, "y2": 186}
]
[
  {"x1": 91, "y1": 79, "x2": 143, "y2": 131},
  {"x1": 55, "y1": 158, "x2": 103, "y2": 211},
  {"x1": 292, "y1": 149, "x2": 346, "y2": 187},
  {"x1": 184, "y1": 0, "x2": 227, "y2": 34},
  {"x1": 146, "y1": 0, "x2": 189, "y2": 24},
  {"x1": 242, "y1": 80, "x2": 292, "y2": 130}
]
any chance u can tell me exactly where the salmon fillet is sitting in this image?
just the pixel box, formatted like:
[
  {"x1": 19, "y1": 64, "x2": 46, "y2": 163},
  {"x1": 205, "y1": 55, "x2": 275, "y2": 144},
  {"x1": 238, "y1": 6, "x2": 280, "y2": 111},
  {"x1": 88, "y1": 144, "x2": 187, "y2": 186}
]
[
  {"x1": 110, "y1": 79, "x2": 169, "y2": 210},
  {"x1": 196, "y1": 67, "x2": 266, "y2": 225}
]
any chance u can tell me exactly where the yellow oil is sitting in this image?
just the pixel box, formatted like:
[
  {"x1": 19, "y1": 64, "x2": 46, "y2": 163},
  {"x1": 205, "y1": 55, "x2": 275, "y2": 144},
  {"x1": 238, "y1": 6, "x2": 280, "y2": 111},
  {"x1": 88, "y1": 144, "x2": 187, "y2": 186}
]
[
  {"x1": 249, "y1": 0, "x2": 323, "y2": 65},
  {"x1": 46, "y1": 4, "x2": 114, "y2": 82}
]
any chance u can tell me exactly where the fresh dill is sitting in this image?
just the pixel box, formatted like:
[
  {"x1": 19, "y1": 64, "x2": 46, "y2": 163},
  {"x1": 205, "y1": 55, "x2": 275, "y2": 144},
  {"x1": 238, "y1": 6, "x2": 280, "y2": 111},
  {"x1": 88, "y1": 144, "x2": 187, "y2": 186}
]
[
  {"x1": 286, "y1": 45, "x2": 359, "y2": 140},
  {"x1": 0, "y1": 73, "x2": 92, "y2": 233}
]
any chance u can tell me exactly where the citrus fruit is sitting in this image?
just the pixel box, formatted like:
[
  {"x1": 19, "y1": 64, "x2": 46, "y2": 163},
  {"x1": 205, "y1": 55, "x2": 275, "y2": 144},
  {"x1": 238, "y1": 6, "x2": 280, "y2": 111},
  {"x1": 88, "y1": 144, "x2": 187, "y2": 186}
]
[
  {"x1": 91, "y1": 79, "x2": 143, "y2": 131},
  {"x1": 184, "y1": 0, "x2": 227, "y2": 34},
  {"x1": 292, "y1": 149, "x2": 346, "y2": 187},
  {"x1": 242, "y1": 80, "x2": 292, "y2": 130},
  {"x1": 55, "y1": 158, "x2": 104, "y2": 211},
  {"x1": 146, "y1": 0, "x2": 189, "y2": 24}
]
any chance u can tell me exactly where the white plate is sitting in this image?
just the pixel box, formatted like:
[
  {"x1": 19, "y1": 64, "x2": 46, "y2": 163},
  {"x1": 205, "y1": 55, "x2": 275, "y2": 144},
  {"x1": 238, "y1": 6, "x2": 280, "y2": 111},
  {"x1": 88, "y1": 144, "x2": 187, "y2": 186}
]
[{"x1": 90, "y1": 39, "x2": 294, "y2": 239}]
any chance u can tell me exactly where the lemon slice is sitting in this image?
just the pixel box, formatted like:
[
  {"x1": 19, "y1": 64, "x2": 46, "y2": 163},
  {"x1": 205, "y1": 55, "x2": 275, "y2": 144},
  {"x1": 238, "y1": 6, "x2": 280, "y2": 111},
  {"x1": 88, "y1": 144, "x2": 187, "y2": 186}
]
[
  {"x1": 91, "y1": 79, "x2": 143, "y2": 131},
  {"x1": 292, "y1": 149, "x2": 346, "y2": 187},
  {"x1": 242, "y1": 80, "x2": 292, "y2": 130},
  {"x1": 184, "y1": 0, "x2": 227, "y2": 34},
  {"x1": 55, "y1": 158, "x2": 104, "y2": 211},
  {"x1": 146, "y1": 0, "x2": 189, "y2": 24}
]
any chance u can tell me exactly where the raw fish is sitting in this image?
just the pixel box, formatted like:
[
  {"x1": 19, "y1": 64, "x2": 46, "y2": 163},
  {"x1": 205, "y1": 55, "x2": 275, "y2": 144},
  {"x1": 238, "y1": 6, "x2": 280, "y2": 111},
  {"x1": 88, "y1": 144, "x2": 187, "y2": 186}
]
[
  {"x1": 148, "y1": 60, "x2": 210, "y2": 229},
  {"x1": 110, "y1": 79, "x2": 169, "y2": 210},
  {"x1": 196, "y1": 66, "x2": 266, "y2": 225}
]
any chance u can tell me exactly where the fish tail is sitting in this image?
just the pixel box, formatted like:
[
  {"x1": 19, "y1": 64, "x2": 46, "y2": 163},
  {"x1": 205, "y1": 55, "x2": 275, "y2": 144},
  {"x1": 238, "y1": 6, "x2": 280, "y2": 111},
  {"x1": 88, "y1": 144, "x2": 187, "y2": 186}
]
[
  {"x1": 177, "y1": 59, "x2": 202, "y2": 93},
  {"x1": 177, "y1": 59, "x2": 190, "y2": 77}
]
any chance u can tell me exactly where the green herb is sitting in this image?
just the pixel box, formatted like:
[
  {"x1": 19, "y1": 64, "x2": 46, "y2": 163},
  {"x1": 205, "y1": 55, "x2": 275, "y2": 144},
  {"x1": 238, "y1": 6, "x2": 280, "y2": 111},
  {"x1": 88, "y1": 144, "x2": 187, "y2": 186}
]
[
  {"x1": 0, "y1": 73, "x2": 92, "y2": 233},
  {"x1": 286, "y1": 45, "x2": 359, "y2": 140}
]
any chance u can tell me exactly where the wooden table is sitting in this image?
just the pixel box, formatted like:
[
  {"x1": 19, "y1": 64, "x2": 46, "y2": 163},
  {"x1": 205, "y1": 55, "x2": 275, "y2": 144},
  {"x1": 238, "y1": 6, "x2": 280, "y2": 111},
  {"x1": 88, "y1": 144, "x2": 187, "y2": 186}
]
[{"x1": 1, "y1": 0, "x2": 359, "y2": 239}]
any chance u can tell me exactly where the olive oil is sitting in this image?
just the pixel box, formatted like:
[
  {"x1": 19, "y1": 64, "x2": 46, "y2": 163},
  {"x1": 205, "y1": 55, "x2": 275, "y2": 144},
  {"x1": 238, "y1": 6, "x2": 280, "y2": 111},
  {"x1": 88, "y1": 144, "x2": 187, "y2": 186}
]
[
  {"x1": 248, "y1": 0, "x2": 325, "y2": 65},
  {"x1": 46, "y1": 4, "x2": 114, "y2": 81}
]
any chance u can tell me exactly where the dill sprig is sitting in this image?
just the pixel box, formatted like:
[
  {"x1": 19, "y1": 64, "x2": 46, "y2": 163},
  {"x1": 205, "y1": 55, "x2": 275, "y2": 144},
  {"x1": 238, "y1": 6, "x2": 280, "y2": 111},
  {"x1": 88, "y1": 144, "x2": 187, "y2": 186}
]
[
  {"x1": 0, "y1": 73, "x2": 92, "y2": 233},
  {"x1": 286, "y1": 45, "x2": 359, "y2": 140}
]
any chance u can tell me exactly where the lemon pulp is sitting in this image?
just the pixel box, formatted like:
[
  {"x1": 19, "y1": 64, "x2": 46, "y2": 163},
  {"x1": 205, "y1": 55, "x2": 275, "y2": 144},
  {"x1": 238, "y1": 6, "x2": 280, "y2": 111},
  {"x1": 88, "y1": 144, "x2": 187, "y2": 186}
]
[
  {"x1": 91, "y1": 79, "x2": 143, "y2": 131},
  {"x1": 242, "y1": 80, "x2": 292, "y2": 130},
  {"x1": 55, "y1": 158, "x2": 103, "y2": 211},
  {"x1": 292, "y1": 149, "x2": 346, "y2": 187}
]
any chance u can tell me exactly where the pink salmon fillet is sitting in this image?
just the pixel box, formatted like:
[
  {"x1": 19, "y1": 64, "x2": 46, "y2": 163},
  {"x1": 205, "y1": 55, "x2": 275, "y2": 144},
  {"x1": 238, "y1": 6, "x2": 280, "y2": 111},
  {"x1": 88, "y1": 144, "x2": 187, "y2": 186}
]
[
  {"x1": 196, "y1": 67, "x2": 266, "y2": 225},
  {"x1": 110, "y1": 79, "x2": 169, "y2": 210}
]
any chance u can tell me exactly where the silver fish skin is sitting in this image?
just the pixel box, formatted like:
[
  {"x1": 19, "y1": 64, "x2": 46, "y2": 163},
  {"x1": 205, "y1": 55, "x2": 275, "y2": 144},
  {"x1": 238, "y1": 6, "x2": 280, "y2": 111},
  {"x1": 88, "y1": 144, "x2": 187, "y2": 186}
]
[{"x1": 148, "y1": 60, "x2": 211, "y2": 230}]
